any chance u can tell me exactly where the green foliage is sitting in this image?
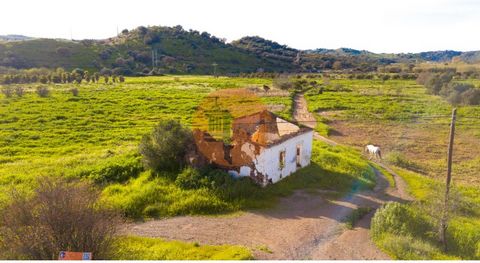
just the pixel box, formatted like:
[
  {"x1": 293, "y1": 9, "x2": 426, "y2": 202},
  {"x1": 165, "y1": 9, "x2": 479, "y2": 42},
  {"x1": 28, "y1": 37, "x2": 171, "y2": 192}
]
[
  {"x1": 175, "y1": 167, "x2": 206, "y2": 189},
  {"x1": 417, "y1": 71, "x2": 480, "y2": 105},
  {"x1": 102, "y1": 172, "x2": 232, "y2": 219},
  {"x1": 375, "y1": 234, "x2": 456, "y2": 260},
  {"x1": 111, "y1": 236, "x2": 252, "y2": 260},
  {"x1": 372, "y1": 167, "x2": 480, "y2": 259},
  {"x1": 139, "y1": 119, "x2": 193, "y2": 173},
  {"x1": 344, "y1": 207, "x2": 373, "y2": 229},
  {"x1": 371, "y1": 202, "x2": 432, "y2": 240},
  {"x1": 75, "y1": 154, "x2": 143, "y2": 184}
]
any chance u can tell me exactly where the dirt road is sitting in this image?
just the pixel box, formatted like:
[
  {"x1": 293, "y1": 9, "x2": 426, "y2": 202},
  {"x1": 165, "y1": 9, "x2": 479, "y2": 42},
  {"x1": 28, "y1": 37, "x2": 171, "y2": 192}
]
[{"x1": 121, "y1": 93, "x2": 412, "y2": 259}]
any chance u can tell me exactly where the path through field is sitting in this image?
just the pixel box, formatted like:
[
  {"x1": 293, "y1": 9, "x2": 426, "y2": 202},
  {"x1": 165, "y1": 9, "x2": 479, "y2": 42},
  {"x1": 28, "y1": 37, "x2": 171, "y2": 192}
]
[{"x1": 122, "y1": 93, "x2": 412, "y2": 259}]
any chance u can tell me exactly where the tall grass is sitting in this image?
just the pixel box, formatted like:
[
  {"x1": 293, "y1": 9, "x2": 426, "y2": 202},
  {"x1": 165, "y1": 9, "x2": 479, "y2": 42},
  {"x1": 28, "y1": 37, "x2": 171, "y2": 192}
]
[
  {"x1": 371, "y1": 166, "x2": 480, "y2": 259},
  {"x1": 111, "y1": 236, "x2": 252, "y2": 260}
]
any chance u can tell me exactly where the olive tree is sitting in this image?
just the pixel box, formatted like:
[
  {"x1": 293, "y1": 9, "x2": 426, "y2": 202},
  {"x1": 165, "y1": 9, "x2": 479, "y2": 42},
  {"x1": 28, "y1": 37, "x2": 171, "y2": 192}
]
[{"x1": 139, "y1": 119, "x2": 193, "y2": 173}]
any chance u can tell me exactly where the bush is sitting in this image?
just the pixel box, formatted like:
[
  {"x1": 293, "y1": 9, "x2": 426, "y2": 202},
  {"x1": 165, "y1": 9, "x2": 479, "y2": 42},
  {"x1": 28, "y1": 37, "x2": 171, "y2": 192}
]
[
  {"x1": 36, "y1": 86, "x2": 49, "y2": 97},
  {"x1": 371, "y1": 202, "x2": 432, "y2": 240},
  {"x1": 377, "y1": 234, "x2": 449, "y2": 260},
  {"x1": 175, "y1": 167, "x2": 207, "y2": 189},
  {"x1": 0, "y1": 177, "x2": 120, "y2": 259},
  {"x1": 139, "y1": 119, "x2": 193, "y2": 173},
  {"x1": 76, "y1": 154, "x2": 143, "y2": 184},
  {"x1": 70, "y1": 87, "x2": 79, "y2": 96},
  {"x1": 1, "y1": 86, "x2": 13, "y2": 98},
  {"x1": 14, "y1": 86, "x2": 24, "y2": 97},
  {"x1": 344, "y1": 207, "x2": 373, "y2": 229},
  {"x1": 273, "y1": 75, "x2": 294, "y2": 90}
]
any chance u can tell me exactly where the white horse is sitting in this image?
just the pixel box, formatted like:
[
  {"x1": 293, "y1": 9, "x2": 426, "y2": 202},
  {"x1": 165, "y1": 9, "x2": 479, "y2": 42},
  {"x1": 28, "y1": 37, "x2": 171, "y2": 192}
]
[{"x1": 365, "y1": 144, "x2": 382, "y2": 160}]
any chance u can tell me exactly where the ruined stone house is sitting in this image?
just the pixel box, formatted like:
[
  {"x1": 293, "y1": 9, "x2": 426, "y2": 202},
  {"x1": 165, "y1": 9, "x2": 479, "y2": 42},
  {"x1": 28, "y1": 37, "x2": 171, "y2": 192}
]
[{"x1": 193, "y1": 110, "x2": 313, "y2": 185}]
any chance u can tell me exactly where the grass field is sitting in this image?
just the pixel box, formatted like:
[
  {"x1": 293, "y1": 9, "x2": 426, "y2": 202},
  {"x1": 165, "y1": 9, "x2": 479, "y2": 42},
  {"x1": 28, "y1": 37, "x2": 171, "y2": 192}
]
[
  {"x1": 304, "y1": 78, "x2": 480, "y2": 186},
  {"x1": 371, "y1": 166, "x2": 480, "y2": 260},
  {"x1": 1, "y1": 74, "x2": 479, "y2": 259},
  {"x1": 111, "y1": 236, "x2": 252, "y2": 260},
  {"x1": 0, "y1": 75, "x2": 373, "y2": 217},
  {"x1": 301, "y1": 76, "x2": 479, "y2": 259}
]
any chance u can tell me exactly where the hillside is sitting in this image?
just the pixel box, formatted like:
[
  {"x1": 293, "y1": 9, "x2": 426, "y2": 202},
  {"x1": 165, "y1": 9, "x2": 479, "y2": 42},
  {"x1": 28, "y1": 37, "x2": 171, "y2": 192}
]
[{"x1": 1, "y1": 25, "x2": 479, "y2": 74}]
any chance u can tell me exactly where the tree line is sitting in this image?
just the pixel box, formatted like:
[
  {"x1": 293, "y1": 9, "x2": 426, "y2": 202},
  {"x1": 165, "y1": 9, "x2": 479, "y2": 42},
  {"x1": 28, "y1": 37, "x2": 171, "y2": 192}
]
[
  {"x1": 0, "y1": 68, "x2": 125, "y2": 85},
  {"x1": 417, "y1": 69, "x2": 480, "y2": 105}
]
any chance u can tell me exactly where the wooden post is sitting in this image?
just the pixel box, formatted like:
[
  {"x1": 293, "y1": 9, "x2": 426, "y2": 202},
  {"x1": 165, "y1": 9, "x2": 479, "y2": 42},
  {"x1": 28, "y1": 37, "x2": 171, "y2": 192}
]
[{"x1": 439, "y1": 108, "x2": 456, "y2": 252}]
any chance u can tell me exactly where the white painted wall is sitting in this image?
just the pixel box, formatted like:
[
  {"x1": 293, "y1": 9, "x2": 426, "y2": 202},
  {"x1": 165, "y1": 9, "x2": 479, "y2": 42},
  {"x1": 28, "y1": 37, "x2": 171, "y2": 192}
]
[{"x1": 254, "y1": 130, "x2": 313, "y2": 184}]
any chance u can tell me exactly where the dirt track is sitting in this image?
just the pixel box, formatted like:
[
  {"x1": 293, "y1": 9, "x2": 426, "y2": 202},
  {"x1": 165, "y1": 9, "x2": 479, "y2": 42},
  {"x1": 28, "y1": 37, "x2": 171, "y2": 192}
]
[{"x1": 121, "y1": 94, "x2": 413, "y2": 259}]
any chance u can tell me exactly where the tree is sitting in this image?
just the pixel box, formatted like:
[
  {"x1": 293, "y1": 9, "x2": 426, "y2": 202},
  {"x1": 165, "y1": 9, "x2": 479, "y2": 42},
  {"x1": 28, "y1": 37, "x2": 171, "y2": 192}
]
[
  {"x1": 93, "y1": 73, "x2": 100, "y2": 83},
  {"x1": 139, "y1": 119, "x2": 193, "y2": 173},
  {"x1": 39, "y1": 75, "x2": 48, "y2": 84},
  {"x1": 332, "y1": 61, "x2": 343, "y2": 70},
  {"x1": 104, "y1": 75, "x2": 109, "y2": 84},
  {"x1": 0, "y1": 177, "x2": 120, "y2": 259}
]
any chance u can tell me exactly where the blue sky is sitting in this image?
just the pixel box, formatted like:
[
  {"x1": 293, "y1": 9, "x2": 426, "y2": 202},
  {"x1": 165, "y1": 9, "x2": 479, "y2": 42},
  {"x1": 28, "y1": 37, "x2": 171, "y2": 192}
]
[{"x1": 1, "y1": 0, "x2": 479, "y2": 53}]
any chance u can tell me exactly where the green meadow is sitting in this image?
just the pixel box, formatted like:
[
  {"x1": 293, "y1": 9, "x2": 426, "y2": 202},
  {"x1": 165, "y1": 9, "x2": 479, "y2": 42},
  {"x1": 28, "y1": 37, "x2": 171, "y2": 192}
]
[
  {"x1": 1, "y1": 75, "x2": 479, "y2": 259},
  {"x1": 0, "y1": 75, "x2": 373, "y2": 216}
]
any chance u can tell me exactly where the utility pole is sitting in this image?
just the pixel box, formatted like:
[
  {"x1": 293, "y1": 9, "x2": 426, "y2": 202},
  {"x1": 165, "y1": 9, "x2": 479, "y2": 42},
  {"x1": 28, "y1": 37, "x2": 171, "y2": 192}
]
[
  {"x1": 212, "y1": 62, "x2": 218, "y2": 78},
  {"x1": 439, "y1": 108, "x2": 456, "y2": 252},
  {"x1": 152, "y1": 49, "x2": 157, "y2": 71}
]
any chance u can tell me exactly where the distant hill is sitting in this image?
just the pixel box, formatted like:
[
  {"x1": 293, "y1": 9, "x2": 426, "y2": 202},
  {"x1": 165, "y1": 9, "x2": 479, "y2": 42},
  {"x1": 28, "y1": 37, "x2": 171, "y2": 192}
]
[
  {"x1": 0, "y1": 26, "x2": 479, "y2": 74},
  {"x1": 306, "y1": 48, "x2": 375, "y2": 57},
  {"x1": 0, "y1": 35, "x2": 34, "y2": 42}
]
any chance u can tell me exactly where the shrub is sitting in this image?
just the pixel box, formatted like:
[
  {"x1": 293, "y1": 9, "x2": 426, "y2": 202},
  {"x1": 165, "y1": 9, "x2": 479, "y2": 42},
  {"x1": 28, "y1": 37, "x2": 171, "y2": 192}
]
[
  {"x1": 273, "y1": 75, "x2": 294, "y2": 90},
  {"x1": 377, "y1": 234, "x2": 448, "y2": 260},
  {"x1": 36, "y1": 86, "x2": 49, "y2": 97},
  {"x1": 139, "y1": 120, "x2": 193, "y2": 173},
  {"x1": 76, "y1": 154, "x2": 143, "y2": 184},
  {"x1": 1, "y1": 86, "x2": 13, "y2": 98},
  {"x1": 0, "y1": 177, "x2": 120, "y2": 259},
  {"x1": 344, "y1": 207, "x2": 373, "y2": 229},
  {"x1": 70, "y1": 87, "x2": 79, "y2": 96},
  {"x1": 371, "y1": 202, "x2": 432, "y2": 239},
  {"x1": 175, "y1": 167, "x2": 207, "y2": 189},
  {"x1": 14, "y1": 86, "x2": 24, "y2": 97}
]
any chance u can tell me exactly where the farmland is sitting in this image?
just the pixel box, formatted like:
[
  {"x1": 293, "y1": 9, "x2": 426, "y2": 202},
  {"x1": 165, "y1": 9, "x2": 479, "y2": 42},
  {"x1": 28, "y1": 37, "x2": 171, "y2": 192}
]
[
  {"x1": 0, "y1": 75, "x2": 374, "y2": 213},
  {"x1": 1, "y1": 75, "x2": 479, "y2": 259}
]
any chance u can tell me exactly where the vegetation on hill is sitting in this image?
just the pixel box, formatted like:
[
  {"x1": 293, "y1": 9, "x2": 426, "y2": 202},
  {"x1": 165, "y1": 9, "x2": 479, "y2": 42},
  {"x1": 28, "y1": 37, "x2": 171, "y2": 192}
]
[
  {"x1": 2, "y1": 25, "x2": 480, "y2": 75},
  {"x1": 416, "y1": 70, "x2": 480, "y2": 105}
]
